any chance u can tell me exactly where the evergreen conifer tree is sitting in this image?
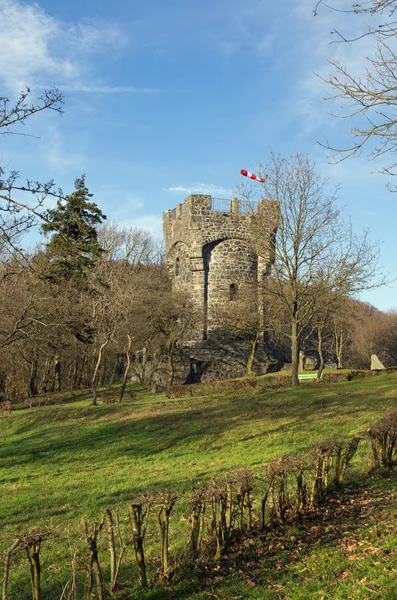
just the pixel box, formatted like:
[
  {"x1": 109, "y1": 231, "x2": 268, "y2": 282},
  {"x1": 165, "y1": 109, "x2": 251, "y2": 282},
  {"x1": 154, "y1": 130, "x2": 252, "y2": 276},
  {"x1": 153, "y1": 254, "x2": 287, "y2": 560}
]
[{"x1": 41, "y1": 176, "x2": 106, "y2": 285}]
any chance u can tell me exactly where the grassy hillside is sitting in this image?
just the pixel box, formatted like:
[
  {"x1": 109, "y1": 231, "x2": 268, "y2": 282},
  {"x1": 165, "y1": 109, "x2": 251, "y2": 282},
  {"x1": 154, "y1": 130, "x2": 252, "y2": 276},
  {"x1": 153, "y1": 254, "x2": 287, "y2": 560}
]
[{"x1": 1, "y1": 372, "x2": 396, "y2": 598}]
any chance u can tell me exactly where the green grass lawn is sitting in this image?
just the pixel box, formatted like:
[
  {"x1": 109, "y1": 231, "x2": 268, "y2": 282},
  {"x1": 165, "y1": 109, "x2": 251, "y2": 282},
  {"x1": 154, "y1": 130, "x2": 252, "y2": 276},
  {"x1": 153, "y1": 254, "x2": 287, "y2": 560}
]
[{"x1": 1, "y1": 372, "x2": 396, "y2": 599}]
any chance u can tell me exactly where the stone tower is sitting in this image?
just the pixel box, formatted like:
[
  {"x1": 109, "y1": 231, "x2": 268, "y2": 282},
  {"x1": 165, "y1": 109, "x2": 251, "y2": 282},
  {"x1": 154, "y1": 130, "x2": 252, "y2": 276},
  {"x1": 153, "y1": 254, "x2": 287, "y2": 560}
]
[{"x1": 163, "y1": 194, "x2": 280, "y2": 343}]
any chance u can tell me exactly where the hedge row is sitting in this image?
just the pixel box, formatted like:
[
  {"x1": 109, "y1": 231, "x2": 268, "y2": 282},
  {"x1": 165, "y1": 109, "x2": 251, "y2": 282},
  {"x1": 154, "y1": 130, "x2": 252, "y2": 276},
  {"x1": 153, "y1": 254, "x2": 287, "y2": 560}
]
[
  {"x1": 2, "y1": 409, "x2": 396, "y2": 600},
  {"x1": 166, "y1": 377, "x2": 257, "y2": 398},
  {"x1": 2, "y1": 434, "x2": 362, "y2": 599}
]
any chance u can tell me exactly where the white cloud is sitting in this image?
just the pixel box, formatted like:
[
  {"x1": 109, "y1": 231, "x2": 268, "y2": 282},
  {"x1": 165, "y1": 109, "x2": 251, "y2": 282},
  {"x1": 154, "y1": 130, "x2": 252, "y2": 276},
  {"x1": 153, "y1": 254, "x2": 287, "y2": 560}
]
[
  {"x1": 318, "y1": 154, "x2": 387, "y2": 186},
  {"x1": 45, "y1": 126, "x2": 86, "y2": 172},
  {"x1": 58, "y1": 85, "x2": 159, "y2": 94},
  {"x1": 0, "y1": 0, "x2": 72, "y2": 90},
  {"x1": 164, "y1": 183, "x2": 233, "y2": 197},
  {"x1": 98, "y1": 191, "x2": 146, "y2": 216},
  {"x1": 125, "y1": 195, "x2": 145, "y2": 211},
  {"x1": 214, "y1": 6, "x2": 278, "y2": 59},
  {"x1": 68, "y1": 22, "x2": 128, "y2": 54},
  {"x1": 0, "y1": 0, "x2": 129, "y2": 91},
  {"x1": 118, "y1": 214, "x2": 163, "y2": 237}
]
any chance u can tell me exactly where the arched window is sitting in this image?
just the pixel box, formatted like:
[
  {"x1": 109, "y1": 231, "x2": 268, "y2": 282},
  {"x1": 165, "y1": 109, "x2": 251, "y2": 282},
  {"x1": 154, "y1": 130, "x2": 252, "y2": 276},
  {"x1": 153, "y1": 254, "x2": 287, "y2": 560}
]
[
  {"x1": 229, "y1": 282, "x2": 237, "y2": 301},
  {"x1": 175, "y1": 257, "x2": 180, "y2": 276}
]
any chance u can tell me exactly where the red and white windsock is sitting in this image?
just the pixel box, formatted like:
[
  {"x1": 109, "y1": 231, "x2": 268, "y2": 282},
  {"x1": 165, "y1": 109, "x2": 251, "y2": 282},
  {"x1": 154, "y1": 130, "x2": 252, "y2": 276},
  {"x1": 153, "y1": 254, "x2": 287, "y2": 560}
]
[{"x1": 240, "y1": 169, "x2": 267, "y2": 183}]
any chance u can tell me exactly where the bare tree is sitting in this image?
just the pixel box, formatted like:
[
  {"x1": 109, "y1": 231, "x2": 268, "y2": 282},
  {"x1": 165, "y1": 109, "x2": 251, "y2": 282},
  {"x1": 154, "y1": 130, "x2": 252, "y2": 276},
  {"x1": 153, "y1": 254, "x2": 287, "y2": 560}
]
[
  {"x1": 251, "y1": 153, "x2": 384, "y2": 386},
  {"x1": 311, "y1": 296, "x2": 339, "y2": 378},
  {"x1": 0, "y1": 87, "x2": 64, "y2": 253},
  {"x1": 212, "y1": 282, "x2": 265, "y2": 376},
  {"x1": 146, "y1": 288, "x2": 198, "y2": 387},
  {"x1": 345, "y1": 300, "x2": 397, "y2": 367},
  {"x1": 96, "y1": 223, "x2": 166, "y2": 399},
  {"x1": 0, "y1": 87, "x2": 66, "y2": 399},
  {"x1": 0, "y1": 223, "x2": 167, "y2": 403},
  {"x1": 330, "y1": 297, "x2": 357, "y2": 369},
  {"x1": 315, "y1": 1, "x2": 397, "y2": 183},
  {"x1": 373, "y1": 309, "x2": 397, "y2": 362},
  {"x1": 89, "y1": 291, "x2": 117, "y2": 406},
  {"x1": 98, "y1": 221, "x2": 163, "y2": 265}
]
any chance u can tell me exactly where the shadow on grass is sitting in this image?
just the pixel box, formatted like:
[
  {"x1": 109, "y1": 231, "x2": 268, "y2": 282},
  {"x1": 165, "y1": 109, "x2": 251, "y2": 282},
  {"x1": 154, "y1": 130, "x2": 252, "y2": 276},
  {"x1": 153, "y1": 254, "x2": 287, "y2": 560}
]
[
  {"x1": 2, "y1": 377, "x2": 396, "y2": 476},
  {"x1": 2, "y1": 375, "x2": 397, "y2": 600}
]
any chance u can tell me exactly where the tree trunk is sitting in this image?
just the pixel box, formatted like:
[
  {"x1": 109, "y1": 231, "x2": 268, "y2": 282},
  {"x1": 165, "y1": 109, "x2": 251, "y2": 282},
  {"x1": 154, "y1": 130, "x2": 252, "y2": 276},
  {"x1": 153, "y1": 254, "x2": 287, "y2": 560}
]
[
  {"x1": 91, "y1": 337, "x2": 111, "y2": 406},
  {"x1": 26, "y1": 543, "x2": 41, "y2": 600},
  {"x1": 167, "y1": 341, "x2": 175, "y2": 387},
  {"x1": 317, "y1": 326, "x2": 325, "y2": 379},
  {"x1": 334, "y1": 328, "x2": 343, "y2": 369},
  {"x1": 133, "y1": 537, "x2": 147, "y2": 587},
  {"x1": 158, "y1": 508, "x2": 170, "y2": 578},
  {"x1": 28, "y1": 356, "x2": 38, "y2": 397},
  {"x1": 291, "y1": 318, "x2": 299, "y2": 387},
  {"x1": 54, "y1": 357, "x2": 61, "y2": 393},
  {"x1": 78, "y1": 354, "x2": 87, "y2": 388},
  {"x1": 31, "y1": 547, "x2": 41, "y2": 600},
  {"x1": 245, "y1": 333, "x2": 260, "y2": 377},
  {"x1": 141, "y1": 347, "x2": 148, "y2": 385},
  {"x1": 298, "y1": 350, "x2": 305, "y2": 373},
  {"x1": 185, "y1": 511, "x2": 202, "y2": 562},
  {"x1": 92, "y1": 558, "x2": 104, "y2": 600},
  {"x1": 83, "y1": 522, "x2": 104, "y2": 600},
  {"x1": 40, "y1": 358, "x2": 52, "y2": 394},
  {"x1": 2, "y1": 539, "x2": 20, "y2": 600},
  {"x1": 127, "y1": 504, "x2": 148, "y2": 588},
  {"x1": 72, "y1": 350, "x2": 80, "y2": 389},
  {"x1": 105, "y1": 509, "x2": 117, "y2": 594},
  {"x1": 119, "y1": 335, "x2": 132, "y2": 403}
]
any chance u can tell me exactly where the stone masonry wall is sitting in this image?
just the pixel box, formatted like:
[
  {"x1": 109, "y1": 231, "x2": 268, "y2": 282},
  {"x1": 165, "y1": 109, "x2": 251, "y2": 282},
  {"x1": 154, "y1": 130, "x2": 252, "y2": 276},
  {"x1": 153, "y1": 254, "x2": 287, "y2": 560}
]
[
  {"x1": 205, "y1": 239, "x2": 258, "y2": 329},
  {"x1": 163, "y1": 195, "x2": 280, "y2": 341}
]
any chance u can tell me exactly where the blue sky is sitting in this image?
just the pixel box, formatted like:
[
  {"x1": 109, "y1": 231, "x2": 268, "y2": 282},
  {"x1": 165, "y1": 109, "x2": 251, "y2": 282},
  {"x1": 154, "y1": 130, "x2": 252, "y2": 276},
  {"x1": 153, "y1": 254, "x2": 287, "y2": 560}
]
[{"x1": 1, "y1": 0, "x2": 396, "y2": 309}]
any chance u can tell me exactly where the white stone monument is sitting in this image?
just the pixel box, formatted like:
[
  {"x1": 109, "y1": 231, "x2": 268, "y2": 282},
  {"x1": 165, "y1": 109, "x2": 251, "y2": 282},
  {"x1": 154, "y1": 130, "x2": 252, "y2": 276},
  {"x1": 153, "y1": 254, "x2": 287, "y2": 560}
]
[{"x1": 371, "y1": 354, "x2": 385, "y2": 370}]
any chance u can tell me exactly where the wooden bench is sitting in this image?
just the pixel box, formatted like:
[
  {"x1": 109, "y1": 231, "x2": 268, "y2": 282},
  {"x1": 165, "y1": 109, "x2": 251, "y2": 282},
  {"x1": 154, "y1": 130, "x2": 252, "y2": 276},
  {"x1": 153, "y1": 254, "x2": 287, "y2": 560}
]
[{"x1": 298, "y1": 373, "x2": 321, "y2": 381}]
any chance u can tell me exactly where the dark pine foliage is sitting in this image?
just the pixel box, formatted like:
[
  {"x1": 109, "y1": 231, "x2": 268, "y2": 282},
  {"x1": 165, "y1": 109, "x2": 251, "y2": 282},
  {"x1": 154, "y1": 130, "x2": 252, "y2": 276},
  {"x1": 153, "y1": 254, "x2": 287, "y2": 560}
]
[{"x1": 41, "y1": 175, "x2": 106, "y2": 285}]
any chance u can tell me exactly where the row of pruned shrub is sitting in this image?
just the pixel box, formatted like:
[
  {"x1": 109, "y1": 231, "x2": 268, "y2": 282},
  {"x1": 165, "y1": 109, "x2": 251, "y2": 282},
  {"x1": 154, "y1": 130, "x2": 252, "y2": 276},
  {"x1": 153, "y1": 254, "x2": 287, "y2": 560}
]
[
  {"x1": 166, "y1": 377, "x2": 257, "y2": 398},
  {"x1": 367, "y1": 406, "x2": 397, "y2": 468},
  {"x1": 166, "y1": 370, "x2": 352, "y2": 397},
  {"x1": 1, "y1": 439, "x2": 362, "y2": 599},
  {"x1": 2, "y1": 409, "x2": 396, "y2": 600}
]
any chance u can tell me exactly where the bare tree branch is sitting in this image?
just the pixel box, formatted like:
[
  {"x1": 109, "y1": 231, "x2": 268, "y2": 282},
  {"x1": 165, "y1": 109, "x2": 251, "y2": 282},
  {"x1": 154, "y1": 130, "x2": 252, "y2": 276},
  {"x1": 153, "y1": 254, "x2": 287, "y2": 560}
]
[{"x1": 316, "y1": 0, "x2": 397, "y2": 184}]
